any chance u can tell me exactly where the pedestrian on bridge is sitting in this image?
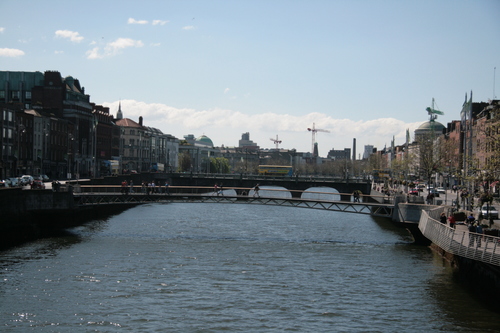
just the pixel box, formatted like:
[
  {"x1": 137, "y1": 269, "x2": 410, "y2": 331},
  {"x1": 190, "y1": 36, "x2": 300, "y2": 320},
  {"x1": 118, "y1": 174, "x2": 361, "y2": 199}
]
[
  {"x1": 353, "y1": 190, "x2": 361, "y2": 202},
  {"x1": 253, "y1": 184, "x2": 260, "y2": 197}
]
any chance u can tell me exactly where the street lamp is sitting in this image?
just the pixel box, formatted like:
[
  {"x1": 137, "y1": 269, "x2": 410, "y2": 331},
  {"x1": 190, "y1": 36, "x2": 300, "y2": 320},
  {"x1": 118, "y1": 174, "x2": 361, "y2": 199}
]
[{"x1": 16, "y1": 124, "x2": 25, "y2": 176}]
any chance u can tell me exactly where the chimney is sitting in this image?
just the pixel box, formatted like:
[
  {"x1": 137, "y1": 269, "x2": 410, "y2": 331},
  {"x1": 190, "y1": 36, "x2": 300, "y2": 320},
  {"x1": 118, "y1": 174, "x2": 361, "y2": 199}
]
[
  {"x1": 139, "y1": 116, "x2": 143, "y2": 126},
  {"x1": 352, "y1": 138, "x2": 356, "y2": 160}
]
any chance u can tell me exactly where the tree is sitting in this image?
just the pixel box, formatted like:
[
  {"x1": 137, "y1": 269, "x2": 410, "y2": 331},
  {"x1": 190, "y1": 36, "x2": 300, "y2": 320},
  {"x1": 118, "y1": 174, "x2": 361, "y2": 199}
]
[
  {"x1": 209, "y1": 157, "x2": 230, "y2": 173},
  {"x1": 415, "y1": 132, "x2": 448, "y2": 187},
  {"x1": 178, "y1": 151, "x2": 192, "y2": 172},
  {"x1": 481, "y1": 104, "x2": 500, "y2": 184}
]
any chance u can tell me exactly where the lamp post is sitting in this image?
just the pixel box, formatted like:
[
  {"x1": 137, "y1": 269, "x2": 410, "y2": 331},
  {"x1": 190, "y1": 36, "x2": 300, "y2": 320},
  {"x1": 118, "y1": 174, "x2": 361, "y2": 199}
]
[
  {"x1": 67, "y1": 133, "x2": 74, "y2": 179},
  {"x1": 16, "y1": 124, "x2": 25, "y2": 176}
]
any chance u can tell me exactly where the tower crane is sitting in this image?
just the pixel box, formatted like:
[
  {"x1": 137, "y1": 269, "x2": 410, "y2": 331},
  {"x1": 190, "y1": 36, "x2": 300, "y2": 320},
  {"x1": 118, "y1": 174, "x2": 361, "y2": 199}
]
[
  {"x1": 425, "y1": 97, "x2": 444, "y2": 121},
  {"x1": 307, "y1": 123, "x2": 330, "y2": 153},
  {"x1": 270, "y1": 135, "x2": 282, "y2": 149},
  {"x1": 425, "y1": 98, "x2": 445, "y2": 135}
]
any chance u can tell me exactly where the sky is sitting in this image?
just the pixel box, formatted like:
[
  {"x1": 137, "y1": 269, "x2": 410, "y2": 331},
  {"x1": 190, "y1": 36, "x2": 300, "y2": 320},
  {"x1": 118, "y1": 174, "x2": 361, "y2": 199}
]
[{"x1": 1, "y1": 0, "x2": 499, "y2": 157}]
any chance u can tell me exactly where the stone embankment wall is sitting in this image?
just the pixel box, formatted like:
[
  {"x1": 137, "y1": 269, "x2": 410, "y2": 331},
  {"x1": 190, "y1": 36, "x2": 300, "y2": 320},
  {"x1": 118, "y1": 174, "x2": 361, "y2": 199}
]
[
  {"x1": 0, "y1": 188, "x2": 76, "y2": 249},
  {"x1": 0, "y1": 188, "x2": 135, "y2": 249}
]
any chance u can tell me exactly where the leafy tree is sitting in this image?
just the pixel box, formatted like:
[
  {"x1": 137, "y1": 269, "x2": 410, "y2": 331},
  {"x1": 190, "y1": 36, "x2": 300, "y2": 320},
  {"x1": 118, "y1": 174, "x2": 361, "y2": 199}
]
[
  {"x1": 178, "y1": 151, "x2": 192, "y2": 172},
  {"x1": 415, "y1": 131, "x2": 448, "y2": 187},
  {"x1": 209, "y1": 157, "x2": 230, "y2": 173},
  {"x1": 481, "y1": 104, "x2": 500, "y2": 183}
]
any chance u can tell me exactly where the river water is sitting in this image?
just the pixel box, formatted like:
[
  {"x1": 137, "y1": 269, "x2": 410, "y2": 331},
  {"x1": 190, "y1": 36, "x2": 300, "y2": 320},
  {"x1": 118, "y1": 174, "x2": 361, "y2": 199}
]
[{"x1": 1, "y1": 201, "x2": 500, "y2": 332}]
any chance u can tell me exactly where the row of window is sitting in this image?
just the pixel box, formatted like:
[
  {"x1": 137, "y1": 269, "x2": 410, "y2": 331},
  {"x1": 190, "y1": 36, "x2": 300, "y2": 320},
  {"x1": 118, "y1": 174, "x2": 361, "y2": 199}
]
[{"x1": 0, "y1": 91, "x2": 31, "y2": 99}]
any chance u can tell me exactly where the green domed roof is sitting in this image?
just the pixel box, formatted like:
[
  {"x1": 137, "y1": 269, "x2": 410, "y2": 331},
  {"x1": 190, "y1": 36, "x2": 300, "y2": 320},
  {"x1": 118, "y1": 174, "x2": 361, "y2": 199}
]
[
  {"x1": 196, "y1": 135, "x2": 214, "y2": 147},
  {"x1": 417, "y1": 120, "x2": 445, "y2": 131}
]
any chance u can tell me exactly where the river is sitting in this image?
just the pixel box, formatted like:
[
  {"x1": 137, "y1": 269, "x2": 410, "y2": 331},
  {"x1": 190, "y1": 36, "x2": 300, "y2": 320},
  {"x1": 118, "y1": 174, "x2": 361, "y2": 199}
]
[{"x1": 1, "y1": 201, "x2": 500, "y2": 332}]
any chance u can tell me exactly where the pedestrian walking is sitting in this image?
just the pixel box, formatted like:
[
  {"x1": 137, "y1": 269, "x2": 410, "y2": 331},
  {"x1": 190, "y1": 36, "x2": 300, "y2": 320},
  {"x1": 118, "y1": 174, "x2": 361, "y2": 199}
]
[
  {"x1": 253, "y1": 184, "x2": 260, "y2": 197},
  {"x1": 448, "y1": 215, "x2": 456, "y2": 229}
]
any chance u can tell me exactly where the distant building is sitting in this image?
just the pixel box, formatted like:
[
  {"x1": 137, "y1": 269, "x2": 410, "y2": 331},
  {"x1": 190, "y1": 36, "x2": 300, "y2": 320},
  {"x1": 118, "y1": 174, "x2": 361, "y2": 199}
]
[
  {"x1": 363, "y1": 145, "x2": 375, "y2": 160},
  {"x1": 116, "y1": 110, "x2": 179, "y2": 173},
  {"x1": 327, "y1": 148, "x2": 351, "y2": 160},
  {"x1": 238, "y1": 132, "x2": 259, "y2": 150}
]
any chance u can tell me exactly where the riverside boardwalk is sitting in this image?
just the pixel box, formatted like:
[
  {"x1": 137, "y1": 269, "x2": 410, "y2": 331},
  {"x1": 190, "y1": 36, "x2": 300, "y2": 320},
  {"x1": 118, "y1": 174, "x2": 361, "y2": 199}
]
[{"x1": 419, "y1": 209, "x2": 500, "y2": 267}]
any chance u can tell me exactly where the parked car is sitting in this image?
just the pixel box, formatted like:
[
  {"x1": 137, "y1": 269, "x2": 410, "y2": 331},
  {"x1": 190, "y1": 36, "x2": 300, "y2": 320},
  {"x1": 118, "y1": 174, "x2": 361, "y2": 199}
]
[
  {"x1": 30, "y1": 179, "x2": 45, "y2": 189},
  {"x1": 0, "y1": 180, "x2": 7, "y2": 187},
  {"x1": 20, "y1": 175, "x2": 34, "y2": 186},
  {"x1": 480, "y1": 205, "x2": 498, "y2": 219},
  {"x1": 409, "y1": 189, "x2": 419, "y2": 195},
  {"x1": 8, "y1": 177, "x2": 19, "y2": 187},
  {"x1": 429, "y1": 188, "x2": 440, "y2": 197},
  {"x1": 417, "y1": 184, "x2": 426, "y2": 192},
  {"x1": 436, "y1": 187, "x2": 446, "y2": 194}
]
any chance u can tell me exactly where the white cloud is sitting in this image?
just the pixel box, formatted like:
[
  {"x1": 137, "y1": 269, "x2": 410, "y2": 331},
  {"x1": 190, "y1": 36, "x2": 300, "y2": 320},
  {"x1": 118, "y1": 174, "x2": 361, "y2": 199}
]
[
  {"x1": 0, "y1": 48, "x2": 25, "y2": 57},
  {"x1": 151, "y1": 42, "x2": 161, "y2": 47},
  {"x1": 128, "y1": 18, "x2": 148, "y2": 25},
  {"x1": 54, "y1": 50, "x2": 64, "y2": 54},
  {"x1": 152, "y1": 20, "x2": 168, "y2": 25},
  {"x1": 0, "y1": 27, "x2": 5, "y2": 33},
  {"x1": 86, "y1": 47, "x2": 101, "y2": 59},
  {"x1": 86, "y1": 38, "x2": 144, "y2": 59},
  {"x1": 103, "y1": 99, "x2": 422, "y2": 155},
  {"x1": 224, "y1": 88, "x2": 230, "y2": 94},
  {"x1": 55, "y1": 30, "x2": 84, "y2": 43},
  {"x1": 182, "y1": 26, "x2": 195, "y2": 30}
]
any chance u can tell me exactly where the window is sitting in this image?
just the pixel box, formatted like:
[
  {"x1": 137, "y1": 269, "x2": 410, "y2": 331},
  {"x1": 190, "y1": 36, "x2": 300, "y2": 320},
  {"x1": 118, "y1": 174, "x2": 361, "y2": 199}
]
[
  {"x1": 12, "y1": 91, "x2": 19, "y2": 99},
  {"x1": 25, "y1": 91, "x2": 31, "y2": 99},
  {"x1": 0, "y1": 91, "x2": 5, "y2": 99}
]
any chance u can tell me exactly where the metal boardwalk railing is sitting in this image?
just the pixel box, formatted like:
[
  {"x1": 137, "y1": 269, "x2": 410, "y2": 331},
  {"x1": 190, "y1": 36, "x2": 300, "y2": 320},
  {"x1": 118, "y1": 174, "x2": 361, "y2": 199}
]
[{"x1": 419, "y1": 209, "x2": 500, "y2": 267}]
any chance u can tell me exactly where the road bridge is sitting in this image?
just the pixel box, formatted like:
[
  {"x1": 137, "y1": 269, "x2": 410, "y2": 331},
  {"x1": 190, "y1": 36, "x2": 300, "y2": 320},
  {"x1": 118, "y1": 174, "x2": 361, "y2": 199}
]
[{"x1": 88, "y1": 173, "x2": 373, "y2": 200}]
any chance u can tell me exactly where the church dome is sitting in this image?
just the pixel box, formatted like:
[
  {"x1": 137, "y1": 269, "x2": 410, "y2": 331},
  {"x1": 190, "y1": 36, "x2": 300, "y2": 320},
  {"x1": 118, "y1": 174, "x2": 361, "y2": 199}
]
[{"x1": 196, "y1": 135, "x2": 214, "y2": 147}]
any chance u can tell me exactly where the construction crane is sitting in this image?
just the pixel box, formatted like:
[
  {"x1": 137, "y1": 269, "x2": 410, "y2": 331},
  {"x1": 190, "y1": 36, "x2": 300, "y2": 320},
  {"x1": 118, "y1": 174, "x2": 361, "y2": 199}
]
[
  {"x1": 307, "y1": 123, "x2": 330, "y2": 154},
  {"x1": 270, "y1": 135, "x2": 282, "y2": 149},
  {"x1": 426, "y1": 98, "x2": 444, "y2": 121},
  {"x1": 425, "y1": 98, "x2": 445, "y2": 135}
]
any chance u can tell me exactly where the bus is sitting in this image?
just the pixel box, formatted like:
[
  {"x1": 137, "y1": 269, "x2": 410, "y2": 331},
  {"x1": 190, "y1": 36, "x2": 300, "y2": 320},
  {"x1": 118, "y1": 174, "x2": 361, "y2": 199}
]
[
  {"x1": 258, "y1": 165, "x2": 293, "y2": 177},
  {"x1": 372, "y1": 169, "x2": 391, "y2": 181}
]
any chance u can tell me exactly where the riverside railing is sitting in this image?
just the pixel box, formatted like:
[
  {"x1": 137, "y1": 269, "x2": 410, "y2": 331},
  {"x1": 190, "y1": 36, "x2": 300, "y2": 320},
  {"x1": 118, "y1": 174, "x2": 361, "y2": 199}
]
[{"x1": 419, "y1": 209, "x2": 500, "y2": 267}]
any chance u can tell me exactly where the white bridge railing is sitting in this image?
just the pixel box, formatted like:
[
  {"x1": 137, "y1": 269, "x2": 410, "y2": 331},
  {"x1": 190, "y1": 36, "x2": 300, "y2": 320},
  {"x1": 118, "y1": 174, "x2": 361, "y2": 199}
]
[{"x1": 419, "y1": 210, "x2": 500, "y2": 267}]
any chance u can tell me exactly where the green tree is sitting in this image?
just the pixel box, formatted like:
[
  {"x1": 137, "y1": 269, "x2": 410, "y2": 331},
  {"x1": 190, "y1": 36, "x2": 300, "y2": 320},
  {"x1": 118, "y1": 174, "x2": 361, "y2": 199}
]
[
  {"x1": 178, "y1": 151, "x2": 192, "y2": 172},
  {"x1": 210, "y1": 157, "x2": 230, "y2": 173}
]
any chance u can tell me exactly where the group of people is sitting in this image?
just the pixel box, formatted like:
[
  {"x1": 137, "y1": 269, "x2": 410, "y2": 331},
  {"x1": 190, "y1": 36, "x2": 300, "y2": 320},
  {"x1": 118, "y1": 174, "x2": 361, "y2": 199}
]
[
  {"x1": 467, "y1": 213, "x2": 484, "y2": 248},
  {"x1": 440, "y1": 212, "x2": 457, "y2": 228},
  {"x1": 439, "y1": 212, "x2": 484, "y2": 248},
  {"x1": 120, "y1": 180, "x2": 170, "y2": 195}
]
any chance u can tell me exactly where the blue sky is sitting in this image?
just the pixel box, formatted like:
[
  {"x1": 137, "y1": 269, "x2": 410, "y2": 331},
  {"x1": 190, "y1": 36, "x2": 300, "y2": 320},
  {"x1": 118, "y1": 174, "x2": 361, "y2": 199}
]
[{"x1": 1, "y1": 0, "x2": 499, "y2": 157}]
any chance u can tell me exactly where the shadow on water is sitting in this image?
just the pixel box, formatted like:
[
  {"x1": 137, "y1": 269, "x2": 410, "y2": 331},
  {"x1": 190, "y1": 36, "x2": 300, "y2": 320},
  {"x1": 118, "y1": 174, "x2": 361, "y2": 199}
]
[{"x1": 0, "y1": 217, "x2": 112, "y2": 267}]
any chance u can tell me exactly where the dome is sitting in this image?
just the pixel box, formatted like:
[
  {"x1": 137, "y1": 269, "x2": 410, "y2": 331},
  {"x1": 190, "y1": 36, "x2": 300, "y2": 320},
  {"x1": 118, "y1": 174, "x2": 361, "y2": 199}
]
[
  {"x1": 417, "y1": 120, "x2": 445, "y2": 131},
  {"x1": 196, "y1": 135, "x2": 214, "y2": 147},
  {"x1": 414, "y1": 120, "x2": 445, "y2": 138}
]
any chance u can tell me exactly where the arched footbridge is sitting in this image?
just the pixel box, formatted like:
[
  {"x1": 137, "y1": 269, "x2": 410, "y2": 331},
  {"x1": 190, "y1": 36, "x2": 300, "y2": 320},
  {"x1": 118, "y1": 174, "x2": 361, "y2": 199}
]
[{"x1": 73, "y1": 185, "x2": 395, "y2": 218}]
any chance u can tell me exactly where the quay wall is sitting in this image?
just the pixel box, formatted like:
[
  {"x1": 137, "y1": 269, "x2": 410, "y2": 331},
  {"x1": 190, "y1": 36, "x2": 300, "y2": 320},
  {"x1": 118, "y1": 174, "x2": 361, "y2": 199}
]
[
  {"x1": 0, "y1": 188, "x2": 135, "y2": 249},
  {"x1": 431, "y1": 243, "x2": 500, "y2": 308}
]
